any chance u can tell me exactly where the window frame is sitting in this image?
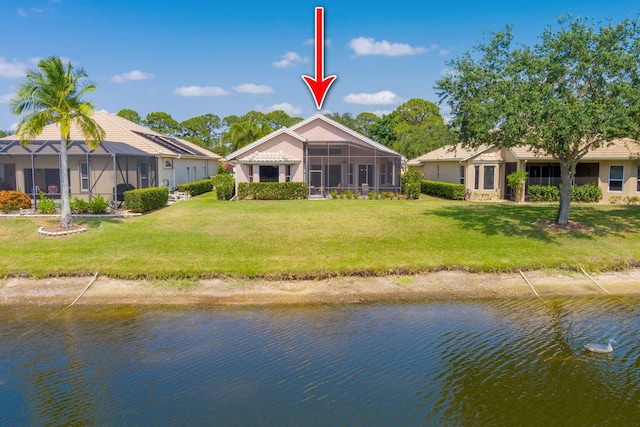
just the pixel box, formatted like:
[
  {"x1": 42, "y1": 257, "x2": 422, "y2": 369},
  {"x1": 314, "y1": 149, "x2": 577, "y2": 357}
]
[{"x1": 609, "y1": 165, "x2": 624, "y2": 192}]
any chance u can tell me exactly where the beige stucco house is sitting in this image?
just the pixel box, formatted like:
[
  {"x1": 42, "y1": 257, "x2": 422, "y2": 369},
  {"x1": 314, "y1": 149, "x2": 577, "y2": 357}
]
[
  {"x1": 407, "y1": 139, "x2": 640, "y2": 203},
  {"x1": 0, "y1": 112, "x2": 221, "y2": 205},
  {"x1": 226, "y1": 114, "x2": 403, "y2": 197}
]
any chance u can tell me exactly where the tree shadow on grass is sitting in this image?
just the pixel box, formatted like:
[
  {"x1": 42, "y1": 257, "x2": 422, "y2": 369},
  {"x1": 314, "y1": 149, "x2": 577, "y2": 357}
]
[
  {"x1": 425, "y1": 203, "x2": 640, "y2": 242},
  {"x1": 74, "y1": 218, "x2": 124, "y2": 229}
]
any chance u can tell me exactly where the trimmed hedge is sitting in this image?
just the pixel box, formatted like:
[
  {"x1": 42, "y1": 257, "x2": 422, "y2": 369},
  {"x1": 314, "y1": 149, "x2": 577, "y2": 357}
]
[
  {"x1": 176, "y1": 178, "x2": 214, "y2": 196},
  {"x1": 421, "y1": 180, "x2": 466, "y2": 200},
  {"x1": 528, "y1": 184, "x2": 602, "y2": 203},
  {"x1": 124, "y1": 187, "x2": 169, "y2": 213},
  {"x1": 213, "y1": 174, "x2": 235, "y2": 200},
  {"x1": 238, "y1": 182, "x2": 308, "y2": 200}
]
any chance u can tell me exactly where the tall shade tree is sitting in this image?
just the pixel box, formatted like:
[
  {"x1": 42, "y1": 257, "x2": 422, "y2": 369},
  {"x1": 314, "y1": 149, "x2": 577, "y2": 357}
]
[
  {"x1": 116, "y1": 108, "x2": 142, "y2": 124},
  {"x1": 10, "y1": 56, "x2": 105, "y2": 229},
  {"x1": 436, "y1": 16, "x2": 640, "y2": 225}
]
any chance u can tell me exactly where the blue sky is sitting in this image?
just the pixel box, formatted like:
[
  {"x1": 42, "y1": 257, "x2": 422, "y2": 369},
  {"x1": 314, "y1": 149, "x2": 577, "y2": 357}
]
[{"x1": 1, "y1": 0, "x2": 638, "y2": 131}]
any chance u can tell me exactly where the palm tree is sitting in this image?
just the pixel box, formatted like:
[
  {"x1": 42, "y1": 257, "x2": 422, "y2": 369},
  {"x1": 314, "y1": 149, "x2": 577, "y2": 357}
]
[{"x1": 10, "y1": 56, "x2": 105, "y2": 229}]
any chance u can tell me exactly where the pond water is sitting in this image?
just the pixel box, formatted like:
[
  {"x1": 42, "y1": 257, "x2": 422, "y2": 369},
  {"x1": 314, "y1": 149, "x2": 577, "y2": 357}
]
[{"x1": 1, "y1": 296, "x2": 639, "y2": 426}]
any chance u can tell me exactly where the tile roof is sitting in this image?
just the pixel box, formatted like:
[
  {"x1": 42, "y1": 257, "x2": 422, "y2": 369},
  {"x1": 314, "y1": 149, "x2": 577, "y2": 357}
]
[
  {"x1": 0, "y1": 111, "x2": 221, "y2": 159},
  {"x1": 238, "y1": 150, "x2": 301, "y2": 164}
]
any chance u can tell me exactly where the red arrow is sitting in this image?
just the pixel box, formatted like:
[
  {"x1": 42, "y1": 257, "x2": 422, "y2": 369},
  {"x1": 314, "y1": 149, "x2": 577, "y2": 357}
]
[{"x1": 301, "y1": 7, "x2": 337, "y2": 110}]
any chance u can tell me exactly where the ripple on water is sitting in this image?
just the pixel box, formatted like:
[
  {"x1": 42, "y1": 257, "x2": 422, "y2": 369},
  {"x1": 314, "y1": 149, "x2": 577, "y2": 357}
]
[{"x1": 0, "y1": 296, "x2": 639, "y2": 425}]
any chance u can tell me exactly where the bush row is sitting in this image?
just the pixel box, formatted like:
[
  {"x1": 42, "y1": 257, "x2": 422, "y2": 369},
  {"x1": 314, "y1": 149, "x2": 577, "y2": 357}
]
[
  {"x1": 421, "y1": 180, "x2": 466, "y2": 200},
  {"x1": 124, "y1": 187, "x2": 169, "y2": 212},
  {"x1": 176, "y1": 179, "x2": 214, "y2": 196},
  {"x1": 238, "y1": 182, "x2": 308, "y2": 200},
  {"x1": 528, "y1": 184, "x2": 602, "y2": 202}
]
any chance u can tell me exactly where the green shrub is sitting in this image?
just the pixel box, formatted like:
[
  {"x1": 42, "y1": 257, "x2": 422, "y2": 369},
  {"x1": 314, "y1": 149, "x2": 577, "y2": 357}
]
[
  {"x1": 37, "y1": 192, "x2": 56, "y2": 214},
  {"x1": 0, "y1": 190, "x2": 32, "y2": 213},
  {"x1": 420, "y1": 180, "x2": 466, "y2": 200},
  {"x1": 528, "y1": 185, "x2": 560, "y2": 202},
  {"x1": 212, "y1": 174, "x2": 235, "y2": 200},
  {"x1": 88, "y1": 195, "x2": 109, "y2": 214},
  {"x1": 330, "y1": 189, "x2": 339, "y2": 199},
  {"x1": 368, "y1": 191, "x2": 378, "y2": 200},
  {"x1": 506, "y1": 171, "x2": 528, "y2": 202},
  {"x1": 571, "y1": 183, "x2": 602, "y2": 203},
  {"x1": 528, "y1": 184, "x2": 602, "y2": 203},
  {"x1": 237, "y1": 182, "x2": 308, "y2": 200},
  {"x1": 70, "y1": 197, "x2": 90, "y2": 213},
  {"x1": 176, "y1": 178, "x2": 214, "y2": 196},
  {"x1": 124, "y1": 187, "x2": 169, "y2": 213},
  {"x1": 402, "y1": 167, "x2": 423, "y2": 200}
]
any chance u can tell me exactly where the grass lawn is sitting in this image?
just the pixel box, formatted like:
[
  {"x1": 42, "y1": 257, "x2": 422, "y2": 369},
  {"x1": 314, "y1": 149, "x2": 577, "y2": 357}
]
[{"x1": 2, "y1": 192, "x2": 640, "y2": 278}]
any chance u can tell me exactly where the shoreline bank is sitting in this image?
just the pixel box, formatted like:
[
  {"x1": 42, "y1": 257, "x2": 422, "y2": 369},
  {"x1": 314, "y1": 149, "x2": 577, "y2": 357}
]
[{"x1": 2, "y1": 269, "x2": 640, "y2": 306}]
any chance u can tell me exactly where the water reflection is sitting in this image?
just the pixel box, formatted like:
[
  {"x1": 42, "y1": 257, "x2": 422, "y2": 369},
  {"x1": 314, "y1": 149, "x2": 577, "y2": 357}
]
[{"x1": 1, "y1": 297, "x2": 639, "y2": 426}]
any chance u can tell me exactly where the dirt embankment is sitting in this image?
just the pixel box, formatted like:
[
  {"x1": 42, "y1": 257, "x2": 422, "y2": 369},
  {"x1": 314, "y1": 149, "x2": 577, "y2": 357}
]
[{"x1": 2, "y1": 269, "x2": 640, "y2": 306}]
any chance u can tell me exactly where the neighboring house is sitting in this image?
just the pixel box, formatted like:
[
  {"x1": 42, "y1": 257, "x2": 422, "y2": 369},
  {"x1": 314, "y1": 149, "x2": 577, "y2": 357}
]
[
  {"x1": 226, "y1": 114, "x2": 403, "y2": 197},
  {"x1": 0, "y1": 111, "x2": 221, "y2": 204},
  {"x1": 407, "y1": 139, "x2": 640, "y2": 203}
]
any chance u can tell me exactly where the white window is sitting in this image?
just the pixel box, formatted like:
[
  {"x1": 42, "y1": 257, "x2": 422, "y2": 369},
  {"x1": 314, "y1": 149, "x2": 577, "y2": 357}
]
[
  {"x1": 248, "y1": 165, "x2": 254, "y2": 182},
  {"x1": 609, "y1": 166, "x2": 623, "y2": 192},
  {"x1": 459, "y1": 166, "x2": 465, "y2": 184},
  {"x1": 80, "y1": 162, "x2": 89, "y2": 191},
  {"x1": 286, "y1": 165, "x2": 292, "y2": 182}
]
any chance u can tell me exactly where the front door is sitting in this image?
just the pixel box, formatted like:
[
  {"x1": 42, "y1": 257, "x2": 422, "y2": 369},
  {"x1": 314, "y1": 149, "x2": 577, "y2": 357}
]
[
  {"x1": 358, "y1": 164, "x2": 375, "y2": 190},
  {"x1": 309, "y1": 167, "x2": 323, "y2": 196}
]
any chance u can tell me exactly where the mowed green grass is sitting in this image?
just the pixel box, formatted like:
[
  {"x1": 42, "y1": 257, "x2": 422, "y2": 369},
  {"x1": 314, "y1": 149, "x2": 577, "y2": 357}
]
[{"x1": 2, "y1": 192, "x2": 640, "y2": 278}]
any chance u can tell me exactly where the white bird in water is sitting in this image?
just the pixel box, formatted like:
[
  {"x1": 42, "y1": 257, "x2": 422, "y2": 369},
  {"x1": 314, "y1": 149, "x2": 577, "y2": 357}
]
[{"x1": 584, "y1": 339, "x2": 616, "y2": 353}]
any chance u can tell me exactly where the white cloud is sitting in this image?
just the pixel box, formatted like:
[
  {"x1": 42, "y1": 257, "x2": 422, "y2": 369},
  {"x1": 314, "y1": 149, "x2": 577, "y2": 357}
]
[
  {"x1": 266, "y1": 103, "x2": 301, "y2": 115},
  {"x1": 343, "y1": 90, "x2": 402, "y2": 105},
  {"x1": 232, "y1": 84, "x2": 274, "y2": 94},
  {"x1": 110, "y1": 70, "x2": 154, "y2": 83},
  {"x1": 273, "y1": 51, "x2": 308, "y2": 68},
  {"x1": 173, "y1": 85, "x2": 230, "y2": 96},
  {"x1": 348, "y1": 37, "x2": 430, "y2": 56},
  {"x1": 0, "y1": 58, "x2": 29, "y2": 78},
  {"x1": 17, "y1": 7, "x2": 44, "y2": 17}
]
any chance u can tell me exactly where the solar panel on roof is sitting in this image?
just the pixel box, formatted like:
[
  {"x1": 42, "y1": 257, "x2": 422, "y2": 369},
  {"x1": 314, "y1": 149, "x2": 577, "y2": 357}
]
[{"x1": 132, "y1": 131, "x2": 194, "y2": 155}]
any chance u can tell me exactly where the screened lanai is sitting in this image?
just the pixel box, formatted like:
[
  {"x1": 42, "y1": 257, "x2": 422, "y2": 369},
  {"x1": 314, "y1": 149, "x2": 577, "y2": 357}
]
[
  {"x1": 0, "y1": 138, "x2": 157, "y2": 207},
  {"x1": 306, "y1": 140, "x2": 401, "y2": 197}
]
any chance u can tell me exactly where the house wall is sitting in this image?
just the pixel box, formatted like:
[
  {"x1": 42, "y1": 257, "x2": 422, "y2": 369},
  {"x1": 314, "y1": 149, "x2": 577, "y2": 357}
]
[
  {"x1": 598, "y1": 159, "x2": 640, "y2": 203},
  {"x1": 160, "y1": 157, "x2": 216, "y2": 189}
]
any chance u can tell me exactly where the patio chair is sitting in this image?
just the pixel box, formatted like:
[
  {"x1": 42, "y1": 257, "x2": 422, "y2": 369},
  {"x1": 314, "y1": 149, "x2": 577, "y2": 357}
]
[{"x1": 113, "y1": 183, "x2": 135, "y2": 208}]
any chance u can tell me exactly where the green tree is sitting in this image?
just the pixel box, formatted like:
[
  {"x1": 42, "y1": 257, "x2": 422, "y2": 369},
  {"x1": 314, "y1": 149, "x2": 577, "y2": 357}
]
[
  {"x1": 393, "y1": 123, "x2": 459, "y2": 160},
  {"x1": 0, "y1": 129, "x2": 9, "y2": 138},
  {"x1": 264, "y1": 110, "x2": 302, "y2": 129},
  {"x1": 144, "y1": 111, "x2": 179, "y2": 135},
  {"x1": 116, "y1": 108, "x2": 142, "y2": 124},
  {"x1": 436, "y1": 16, "x2": 640, "y2": 225},
  {"x1": 179, "y1": 113, "x2": 222, "y2": 150},
  {"x1": 10, "y1": 56, "x2": 105, "y2": 229},
  {"x1": 221, "y1": 111, "x2": 273, "y2": 152},
  {"x1": 354, "y1": 112, "x2": 380, "y2": 138}
]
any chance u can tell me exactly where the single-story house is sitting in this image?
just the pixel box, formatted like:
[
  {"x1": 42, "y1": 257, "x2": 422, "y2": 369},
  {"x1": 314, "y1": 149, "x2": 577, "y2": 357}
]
[
  {"x1": 225, "y1": 113, "x2": 403, "y2": 197},
  {"x1": 0, "y1": 111, "x2": 221, "y2": 205},
  {"x1": 407, "y1": 139, "x2": 640, "y2": 203}
]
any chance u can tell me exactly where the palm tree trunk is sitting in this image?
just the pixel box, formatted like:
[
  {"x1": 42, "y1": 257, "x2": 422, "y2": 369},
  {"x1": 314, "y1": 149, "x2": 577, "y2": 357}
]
[{"x1": 59, "y1": 137, "x2": 73, "y2": 228}]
